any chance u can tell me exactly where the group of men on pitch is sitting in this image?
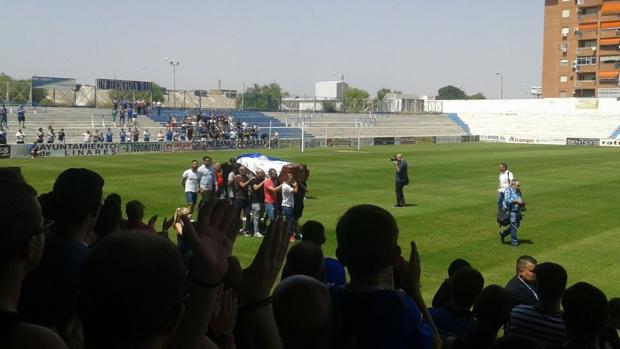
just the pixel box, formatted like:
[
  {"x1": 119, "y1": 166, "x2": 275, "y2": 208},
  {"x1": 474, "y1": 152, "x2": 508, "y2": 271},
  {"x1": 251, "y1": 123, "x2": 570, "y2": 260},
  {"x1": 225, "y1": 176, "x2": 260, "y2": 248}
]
[{"x1": 182, "y1": 156, "x2": 307, "y2": 238}]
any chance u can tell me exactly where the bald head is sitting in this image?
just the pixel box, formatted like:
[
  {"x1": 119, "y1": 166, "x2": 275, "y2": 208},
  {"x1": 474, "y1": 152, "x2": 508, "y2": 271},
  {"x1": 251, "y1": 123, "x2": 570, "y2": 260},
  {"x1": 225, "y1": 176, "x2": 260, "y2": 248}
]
[
  {"x1": 273, "y1": 275, "x2": 332, "y2": 349},
  {"x1": 79, "y1": 233, "x2": 187, "y2": 348}
]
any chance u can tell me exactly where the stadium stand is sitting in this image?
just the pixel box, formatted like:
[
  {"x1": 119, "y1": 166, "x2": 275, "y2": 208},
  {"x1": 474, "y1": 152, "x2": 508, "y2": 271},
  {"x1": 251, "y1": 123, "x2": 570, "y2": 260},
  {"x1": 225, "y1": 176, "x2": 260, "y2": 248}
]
[
  {"x1": 2, "y1": 107, "x2": 163, "y2": 144},
  {"x1": 456, "y1": 112, "x2": 620, "y2": 139}
]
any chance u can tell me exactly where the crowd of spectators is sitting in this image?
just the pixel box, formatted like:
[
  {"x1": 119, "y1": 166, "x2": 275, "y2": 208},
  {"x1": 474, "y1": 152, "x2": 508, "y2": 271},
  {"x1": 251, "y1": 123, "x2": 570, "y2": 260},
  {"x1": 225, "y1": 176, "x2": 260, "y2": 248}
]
[
  {"x1": 2, "y1": 165, "x2": 618, "y2": 349},
  {"x1": 165, "y1": 111, "x2": 261, "y2": 146}
]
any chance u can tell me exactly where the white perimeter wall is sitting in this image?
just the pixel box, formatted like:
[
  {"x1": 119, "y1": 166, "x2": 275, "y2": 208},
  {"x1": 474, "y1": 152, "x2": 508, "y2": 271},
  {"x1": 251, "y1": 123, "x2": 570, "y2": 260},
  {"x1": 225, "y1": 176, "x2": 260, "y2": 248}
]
[{"x1": 440, "y1": 98, "x2": 620, "y2": 115}]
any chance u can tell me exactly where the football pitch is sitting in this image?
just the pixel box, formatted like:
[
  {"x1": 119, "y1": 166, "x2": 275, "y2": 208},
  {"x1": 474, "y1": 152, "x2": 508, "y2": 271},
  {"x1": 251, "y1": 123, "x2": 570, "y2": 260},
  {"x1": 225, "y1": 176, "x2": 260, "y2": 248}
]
[{"x1": 5, "y1": 143, "x2": 620, "y2": 300}]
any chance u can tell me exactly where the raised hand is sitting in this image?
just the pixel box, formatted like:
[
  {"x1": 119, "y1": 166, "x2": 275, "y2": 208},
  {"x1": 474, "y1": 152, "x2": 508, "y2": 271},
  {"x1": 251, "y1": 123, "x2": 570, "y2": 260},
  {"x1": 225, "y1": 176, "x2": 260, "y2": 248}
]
[
  {"x1": 147, "y1": 215, "x2": 158, "y2": 227},
  {"x1": 238, "y1": 217, "x2": 289, "y2": 304},
  {"x1": 210, "y1": 289, "x2": 239, "y2": 338},
  {"x1": 161, "y1": 216, "x2": 174, "y2": 232},
  {"x1": 181, "y1": 199, "x2": 239, "y2": 285}
]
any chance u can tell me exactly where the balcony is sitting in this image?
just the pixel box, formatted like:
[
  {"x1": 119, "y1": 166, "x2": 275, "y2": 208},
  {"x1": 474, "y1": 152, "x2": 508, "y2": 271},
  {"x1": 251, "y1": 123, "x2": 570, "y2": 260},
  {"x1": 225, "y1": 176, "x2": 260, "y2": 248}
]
[
  {"x1": 574, "y1": 80, "x2": 597, "y2": 88},
  {"x1": 579, "y1": 13, "x2": 599, "y2": 22},
  {"x1": 600, "y1": 29, "x2": 620, "y2": 38},
  {"x1": 575, "y1": 64, "x2": 598, "y2": 73},
  {"x1": 576, "y1": 29, "x2": 598, "y2": 39},
  {"x1": 576, "y1": 47, "x2": 598, "y2": 55},
  {"x1": 578, "y1": 0, "x2": 602, "y2": 6},
  {"x1": 599, "y1": 45, "x2": 620, "y2": 54}
]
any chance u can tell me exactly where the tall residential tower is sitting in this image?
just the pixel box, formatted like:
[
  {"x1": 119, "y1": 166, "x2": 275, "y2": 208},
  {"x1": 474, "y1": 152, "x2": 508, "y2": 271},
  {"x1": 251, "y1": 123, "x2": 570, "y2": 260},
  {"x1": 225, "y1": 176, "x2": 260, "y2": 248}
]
[{"x1": 543, "y1": 0, "x2": 620, "y2": 98}]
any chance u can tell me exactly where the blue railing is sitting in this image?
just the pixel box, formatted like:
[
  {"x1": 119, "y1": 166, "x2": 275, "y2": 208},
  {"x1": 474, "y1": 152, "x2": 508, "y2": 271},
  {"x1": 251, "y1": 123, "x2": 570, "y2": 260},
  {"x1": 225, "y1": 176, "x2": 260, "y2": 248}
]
[{"x1": 446, "y1": 113, "x2": 471, "y2": 135}]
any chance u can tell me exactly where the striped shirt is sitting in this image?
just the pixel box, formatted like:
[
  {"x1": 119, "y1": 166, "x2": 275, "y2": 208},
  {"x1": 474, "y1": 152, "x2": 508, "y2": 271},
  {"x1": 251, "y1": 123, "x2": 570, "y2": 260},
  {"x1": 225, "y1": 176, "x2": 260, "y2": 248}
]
[{"x1": 508, "y1": 305, "x2": 568, "y2": 347}]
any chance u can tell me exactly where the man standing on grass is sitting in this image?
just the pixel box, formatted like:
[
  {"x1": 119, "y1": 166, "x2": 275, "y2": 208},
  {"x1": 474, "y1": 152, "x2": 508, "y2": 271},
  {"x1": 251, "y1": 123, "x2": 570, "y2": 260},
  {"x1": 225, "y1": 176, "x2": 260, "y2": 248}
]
[
  {"x1": 500, "y1": 180, "x2": 525, "y2": 246},
  {"x1": 181, "y1": 160, "x2": 201, "y2": 215},
  {"x1": 497, "y1": 163, "x2": 514, "y2": 210},
  {"x1": 393, "y1": 153, "x2": 409, "y2": 207}
]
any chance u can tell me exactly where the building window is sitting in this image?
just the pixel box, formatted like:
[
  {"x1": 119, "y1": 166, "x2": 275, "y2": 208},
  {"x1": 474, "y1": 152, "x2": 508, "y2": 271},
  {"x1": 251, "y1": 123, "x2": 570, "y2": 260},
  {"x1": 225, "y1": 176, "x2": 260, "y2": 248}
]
[
  {"x1": 562, "y1": 9, "x2": 570, "y2": 18},
  {"x1": 561, "y1": 42, "x2": 569, "y2": 52},
  {"x1": 560, "y1": 91, "x2": 568, "y2": 97},
  {"x1": 562, "y1": 27, "x2": 570, "y2": 37},
  {"x1": 560, "y1": 75, "x2": 569, "y2": 82},
  {"x1": 576, "y1": 56, "x2": 597, "y2": 65},
  {"x1": 561, "y1": 59, "x2": 569, "y2": 67}
]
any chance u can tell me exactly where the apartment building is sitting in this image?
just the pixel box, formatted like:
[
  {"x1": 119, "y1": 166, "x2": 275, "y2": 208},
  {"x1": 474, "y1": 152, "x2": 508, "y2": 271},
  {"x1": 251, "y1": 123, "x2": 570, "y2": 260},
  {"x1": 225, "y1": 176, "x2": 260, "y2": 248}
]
[{"x1": 543, "y1": 0, "x2": 620, "y2": 98}]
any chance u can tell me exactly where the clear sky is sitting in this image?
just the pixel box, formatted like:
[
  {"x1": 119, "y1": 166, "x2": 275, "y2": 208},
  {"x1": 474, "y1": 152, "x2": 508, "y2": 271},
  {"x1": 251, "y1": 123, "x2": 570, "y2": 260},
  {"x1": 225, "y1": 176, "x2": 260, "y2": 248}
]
[{"x1": 1, "y1": 0, "x2": 543, "y2": 99}]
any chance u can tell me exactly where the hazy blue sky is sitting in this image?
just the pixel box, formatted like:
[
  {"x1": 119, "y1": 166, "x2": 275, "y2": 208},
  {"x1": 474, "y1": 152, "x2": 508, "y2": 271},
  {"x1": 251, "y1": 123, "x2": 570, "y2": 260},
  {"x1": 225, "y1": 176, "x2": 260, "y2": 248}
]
[{"x1": 2, "y1": 0, "x2": 543, "y2": 99}]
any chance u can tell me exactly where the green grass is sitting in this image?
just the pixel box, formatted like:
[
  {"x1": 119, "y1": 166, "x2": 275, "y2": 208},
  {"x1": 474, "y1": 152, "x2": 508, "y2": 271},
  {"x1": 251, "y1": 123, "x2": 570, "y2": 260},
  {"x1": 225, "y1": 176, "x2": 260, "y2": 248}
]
[{"x1": 5, "y1": 143, "x2": 620, "y2": 301}]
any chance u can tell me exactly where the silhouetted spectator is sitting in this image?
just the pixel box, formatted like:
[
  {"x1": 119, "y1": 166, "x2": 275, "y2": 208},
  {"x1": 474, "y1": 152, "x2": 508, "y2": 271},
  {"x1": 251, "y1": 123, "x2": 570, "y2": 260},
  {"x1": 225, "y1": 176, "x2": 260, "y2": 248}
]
[
  {"x1": 123, "y1": 200, "x2": 156, "y2": 234},
  {"x1": 92, "y1": 193, "x2": 122, "y2": 245},
  {"x1": 561, "y1": 282, "x2": 608, "y2": 349},
  {"x1": 19, "y1": 168, "x2": 104, "y2": 335},
  {"x1": 430, "y1": 267, "x2": 484, "y2": 340},
  {"x1": 444, "y1": 285, "x2": 512, "y2": 349},
  {"x1": 281, "y1": 242, "x2": 325, "y2": 281},
  {"x1": 273, "y1": 275, "x2": 334, "y2": 349},
  {"x1": 0, "y1": 180, "x2": 67, "y2": 348},
  {"x1": 432, "y1": 258, "x2": 471, "y2": 308},
  {"x1": 301, "y1": 220, "x2": 346, "y2": 288},
  {"x1": 331, "y1": 204, "x2": 438, "y2": 349},
  {"x1": 507, "y1": 262, "x2": 568, "y2": 347},
  {"x1": 600, "y1": 298, "x2": 620, "y2": 349},
  {"x1": 492, "y1": 336, "x2": 543, "y2": 349}
]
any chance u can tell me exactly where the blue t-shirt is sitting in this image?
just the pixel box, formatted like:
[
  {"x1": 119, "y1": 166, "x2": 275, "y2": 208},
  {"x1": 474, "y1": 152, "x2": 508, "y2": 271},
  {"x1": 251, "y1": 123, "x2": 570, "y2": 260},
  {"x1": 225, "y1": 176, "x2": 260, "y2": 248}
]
[
  {"x1": 428, "y1": 307, "x2": 476, "y2": 340},
  {"x1": 17, "y1": 108, "x2": 25, "y2": 118},
  {"x1": 324, "y1": 257, "x2": 346, "y2": 288},
  {"x1": 166, "y1": 130, "x2": 173, "y2": 141},
  {"x1": 119, "y1": 131, "x2": 126, "y2": 142},
  {"x1": 106, "y1": 132, "x2": 113, "y2": 142},
  {"x1": 127, "y1": 107, "x2": 133, "y2": 117},
  {"x1": 331, "y1": 287, "x2": 433, "y2": 349}
]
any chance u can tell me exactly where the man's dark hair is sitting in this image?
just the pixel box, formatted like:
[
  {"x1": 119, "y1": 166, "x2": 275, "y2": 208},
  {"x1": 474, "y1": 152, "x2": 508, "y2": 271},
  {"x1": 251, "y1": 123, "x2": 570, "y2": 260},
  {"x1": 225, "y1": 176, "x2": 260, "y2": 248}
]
[
  {"x1": 448, "y1": 258, "x2": 471, "y2": 277},
  {"x1": 336, "y1": 204, "x2": 399, "y2": 276},
  {"x1": 202, "y1": 155, "x2": 211, "y2": 162},
  {"x1": 534, "y1": 262, "x2": 567, "y2": 304},
  {"x1": 301, "y1": 220, "x2": 326, "y2": 245},
  {"x1": 281, "y1": 242, "x2": 325, "y2": 282},
  {"x1": 0, "y1": 167, "x2": 24, "y2": 182},
  {"x1": 125, "y1": 200, "x2": 145, "y2": 221},
  {"x1": 449, "y1": 267, "x2": 484, "y2": 309},
  {"x1": 474, "y1": 285, "x2": 513, "y2": 333},
  {"x1": 500, "y1": 163, "x2": 508, "y2": 169},
  {"x1": 515, "y1": 255, "x2": 537, "y2": 274},
  {"x1": 50, "y1": 168, "x2": 104, "y2": 227},
  {"x1": 79, "y1": 233, "x2": 187, "y2": 348},
  {"x1": 0, "y1": 180, "x2": 38, "y2": 269},
  {"x1": 94, "y1": 194, "x2": 122, "y2": 241},
  {"x1": 563, "y1": 282, "x2": 608, "y2": 339},
  {"x1": 229, "y1": 157, "x2": 236, "y2": 164}
]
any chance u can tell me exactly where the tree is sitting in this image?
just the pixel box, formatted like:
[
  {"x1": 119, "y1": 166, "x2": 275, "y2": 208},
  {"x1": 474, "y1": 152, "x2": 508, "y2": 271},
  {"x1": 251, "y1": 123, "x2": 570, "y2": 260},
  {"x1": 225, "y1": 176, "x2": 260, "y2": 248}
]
[
  {"x1": 344, "y1": 86, "x2": 370, "y2": 112},
  {"x1": 377, "y1": 88, "x2": 392, "y2": 100},
  {"x1": 151, "y1": 82, "x2": 165, "y2": 102},
  {"x1": 239, "y1": 82, "x2": 287, "y2": 111},
  {"x1": 468, "y1": 92, "x2": 486, "y2": 100},
  {"x1": 436, "y1": 85, "x2": 468, "y2": 100}
]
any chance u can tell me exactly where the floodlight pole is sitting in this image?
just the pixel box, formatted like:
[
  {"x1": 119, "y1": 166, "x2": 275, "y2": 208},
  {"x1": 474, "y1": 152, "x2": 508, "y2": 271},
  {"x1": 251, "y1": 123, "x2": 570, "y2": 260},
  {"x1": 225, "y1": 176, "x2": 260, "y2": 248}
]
[
  {"x1": 164, "y1": 58, "x2": 180, "y2": 107},
  {"x1": 495, "y1": 72, "x2": 504, "y2": 99}
]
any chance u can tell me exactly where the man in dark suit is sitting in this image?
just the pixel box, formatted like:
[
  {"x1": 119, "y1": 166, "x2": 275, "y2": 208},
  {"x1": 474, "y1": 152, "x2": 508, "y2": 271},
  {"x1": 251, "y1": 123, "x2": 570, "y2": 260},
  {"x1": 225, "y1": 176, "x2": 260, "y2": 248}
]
[{"x1": 505, "y1": 255, "x2": 539, "y2": 307}]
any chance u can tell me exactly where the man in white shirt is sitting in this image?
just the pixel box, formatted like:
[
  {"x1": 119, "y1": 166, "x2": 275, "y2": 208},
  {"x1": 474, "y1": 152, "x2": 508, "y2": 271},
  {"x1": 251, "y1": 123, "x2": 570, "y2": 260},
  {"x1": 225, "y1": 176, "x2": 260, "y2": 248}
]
[
  {"x1": 498, "y1": 163, "x2": 514, "y2": 210},
  {"x1": 15, "y1": 129, "x2": 25, "y2": 144},
  {"x1": 82, "y1": 131, "x2": 92, "y2": 143},
  {"x1": 181, "y1": 160, "x2": 201, "y2": 215},
  {"x1": 280, "y1": 173, "x2": 298, "y2": 236}
]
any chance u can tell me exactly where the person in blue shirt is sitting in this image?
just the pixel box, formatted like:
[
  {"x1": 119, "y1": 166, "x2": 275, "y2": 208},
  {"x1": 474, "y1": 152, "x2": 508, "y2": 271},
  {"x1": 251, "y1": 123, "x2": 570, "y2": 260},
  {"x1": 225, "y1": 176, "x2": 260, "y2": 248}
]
[
  {"x1": 0, "y1": 105, "x2": 7, "y2": 129},
  {"x1": 17, "y1": 105, "x2": 26, "y2": 128},
  {"x1": 106, "y1": 128, "x2": 113, "y2": 142},
  {"x1": 331, "y1": 205, "x2": 437, "y2": 349},
  {"x1": 119, "y1": 129, "x2": 126, "y2": 143},
  {"x1": 500, "y1": 180, "x2": 526, "y2": 246},
  {"x1": 166, "y1": 128, "x2": 173, "y2": 141},
  {"x1": 127, "y1": 106, "x2": 134, "y2": 124}
]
